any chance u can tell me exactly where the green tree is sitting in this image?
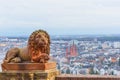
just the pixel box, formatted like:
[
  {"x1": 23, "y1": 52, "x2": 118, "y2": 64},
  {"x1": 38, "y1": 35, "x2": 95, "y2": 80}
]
[
  {"x1": 89, "y1": 68, "x2": 95, "y2": 74},
  {"x1": 57, "y1": 64, "x2": 61, "y2": 70},
  {"x1": 119, "y1": 58, "x2": 120, "y2": 66},
  {"x1": 111, "y1": 71, "x2": 114, "y2": 75},
  {"x1": 66, "y1": 68, "x2": 70, "y2": 74}
]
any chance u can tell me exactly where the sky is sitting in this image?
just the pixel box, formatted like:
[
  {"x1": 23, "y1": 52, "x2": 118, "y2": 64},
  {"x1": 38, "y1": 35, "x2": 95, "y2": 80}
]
[{"x1": 0, "y1": 0, "x2": 120, "y2": 36}]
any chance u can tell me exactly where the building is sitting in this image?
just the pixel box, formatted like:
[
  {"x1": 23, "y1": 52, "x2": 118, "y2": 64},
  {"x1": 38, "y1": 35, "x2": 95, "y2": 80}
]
[{"x1": 66, "y1": 40, "x2": 78, "y2": 57}]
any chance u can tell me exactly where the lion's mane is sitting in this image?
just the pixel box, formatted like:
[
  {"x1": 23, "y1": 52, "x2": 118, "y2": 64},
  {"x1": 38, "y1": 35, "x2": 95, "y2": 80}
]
[{"x1": 28, "y1": 29, "x2": 50, "y2": 62}]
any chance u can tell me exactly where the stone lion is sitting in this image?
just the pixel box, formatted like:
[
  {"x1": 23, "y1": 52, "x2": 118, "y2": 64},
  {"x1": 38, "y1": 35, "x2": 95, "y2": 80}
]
[{"x1": 4, "y1": 29, "x2": 50, "y2": 63}]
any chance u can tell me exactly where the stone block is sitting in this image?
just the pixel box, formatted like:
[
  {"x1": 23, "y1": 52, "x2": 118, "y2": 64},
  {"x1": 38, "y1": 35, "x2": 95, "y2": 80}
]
[
  {"x1": 0, "y1": 69, "x2": 60, "y2": 80},
  {"x1": 1, "y1": 62, "x2": 56, "y2": 71}
]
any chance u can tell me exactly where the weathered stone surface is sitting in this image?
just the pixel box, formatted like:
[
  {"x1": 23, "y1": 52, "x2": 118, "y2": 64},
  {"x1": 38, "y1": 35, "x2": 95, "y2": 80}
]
[
  {"x1": 0, "y1": 69, "x2": 59, "y2": 80},
  {"x1": 1, "y1": 62, "x2": 56, "y2": 71},
  {"x1": 55, "y1": 74, "x2": 120, "y2": 80}
]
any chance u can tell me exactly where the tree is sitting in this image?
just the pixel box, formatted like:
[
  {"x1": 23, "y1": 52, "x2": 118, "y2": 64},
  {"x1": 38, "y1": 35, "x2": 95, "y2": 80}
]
[
  {"x1": 95, "y1": 71, "x2": 99, "y2": 74},
  {"x1": 118, "y1": 58, "x2": 120, "y2": 66},
  {"x1": 57, "y1": 64, "x2": 61, "y2": 70},
  {"x1": 61, "y1": 70, "x2": 64, "y2": 74},
  {"x1": 89, "y1": 68, "x2": 95, "y2": 74},
  {"x1": 111, "y1": 71, "x2": 114, "y2": 75},
  {"x1": 66, "y1": 68, "x2": 70, "y2": 74}
]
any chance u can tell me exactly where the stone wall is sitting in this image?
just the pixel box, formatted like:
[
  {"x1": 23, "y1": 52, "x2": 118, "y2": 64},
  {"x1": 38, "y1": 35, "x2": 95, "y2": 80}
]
[
  {"x1": 55, "y1": 74, "x2": 120, "y2": 80},
  {"x1": 0, "y1": 69, "x2": 59, "y2": 80},
  {"x1": 1, "y1": 71, "x2": 120, "y2": 80}
]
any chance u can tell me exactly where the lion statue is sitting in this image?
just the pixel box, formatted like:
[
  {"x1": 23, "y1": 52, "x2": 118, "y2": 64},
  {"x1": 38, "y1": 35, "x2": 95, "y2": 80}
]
[{"x1": 4, "y1": 29, "x2": 50, "y2": 63}]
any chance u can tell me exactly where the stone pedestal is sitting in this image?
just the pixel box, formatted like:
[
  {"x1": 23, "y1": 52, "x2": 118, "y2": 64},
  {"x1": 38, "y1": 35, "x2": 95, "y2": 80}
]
[
  {"x1": 1, "y1": 62, "x2": 56, "y2": 71},
  {"x1": 0, "y1": 62, "x2": 60, "y2": 80},
  {"x1": 0, "y1": 69, "x2": 59, "y2": 80}
]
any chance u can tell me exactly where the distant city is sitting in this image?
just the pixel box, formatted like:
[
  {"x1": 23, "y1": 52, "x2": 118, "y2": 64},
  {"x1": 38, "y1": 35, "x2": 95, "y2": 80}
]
[{"x1": 1, "y1": 35, "x2": 120, "y2": 75}]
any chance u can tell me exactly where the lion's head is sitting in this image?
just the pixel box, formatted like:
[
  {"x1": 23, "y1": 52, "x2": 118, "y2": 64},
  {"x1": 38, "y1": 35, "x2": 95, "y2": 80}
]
[{"x1": 28, "y1": 29, "x2": 50, "y2": 62}]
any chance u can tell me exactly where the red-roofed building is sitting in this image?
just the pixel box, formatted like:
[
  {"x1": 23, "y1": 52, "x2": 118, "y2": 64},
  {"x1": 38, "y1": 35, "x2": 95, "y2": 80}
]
[{"x1": 66, "y1": 41, "x2": 78, "y2": 57}]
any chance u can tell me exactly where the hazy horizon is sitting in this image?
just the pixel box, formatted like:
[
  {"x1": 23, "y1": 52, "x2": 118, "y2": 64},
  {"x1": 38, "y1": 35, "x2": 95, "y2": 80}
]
[
  {"x1": 1, "y1": 34, "x2": 120, "y2": 37},
  {"x1": 0, "y1": 0, "x2": 120, "y2": 36}
]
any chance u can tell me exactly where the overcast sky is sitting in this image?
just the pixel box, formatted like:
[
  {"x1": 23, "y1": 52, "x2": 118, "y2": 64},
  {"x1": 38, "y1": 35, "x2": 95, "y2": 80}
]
[{"x1": 0, "y1": 0, "x2": 120, "y2": 36}]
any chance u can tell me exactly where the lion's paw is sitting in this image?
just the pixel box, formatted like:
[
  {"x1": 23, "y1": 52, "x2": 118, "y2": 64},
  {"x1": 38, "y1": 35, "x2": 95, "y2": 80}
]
[{"x1": 10, "y1": 57, "x2": 22, "y2": 63}]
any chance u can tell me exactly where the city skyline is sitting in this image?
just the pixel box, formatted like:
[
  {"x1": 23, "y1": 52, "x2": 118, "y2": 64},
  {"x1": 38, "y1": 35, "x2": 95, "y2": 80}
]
[{"x1": 0, "y1": 0, "x2": 120, "y2": 36}]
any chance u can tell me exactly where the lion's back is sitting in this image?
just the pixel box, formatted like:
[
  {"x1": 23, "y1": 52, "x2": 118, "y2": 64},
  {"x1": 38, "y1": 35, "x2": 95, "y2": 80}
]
[{"x1": 19, "y1": 47, "x2": 31, "y2": 61}]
